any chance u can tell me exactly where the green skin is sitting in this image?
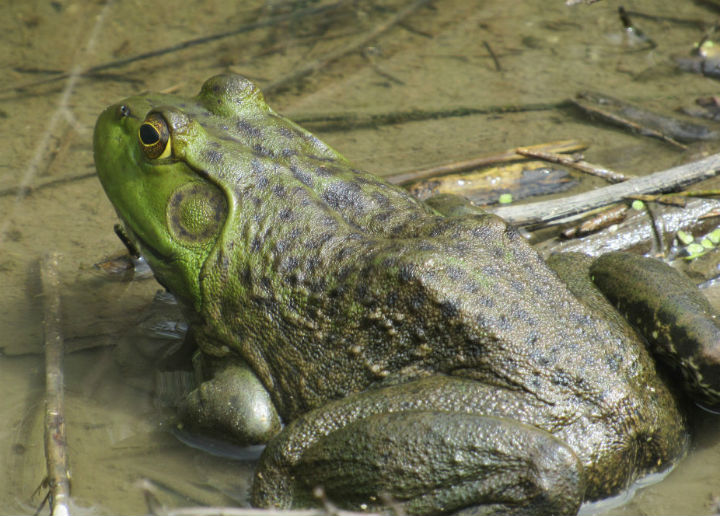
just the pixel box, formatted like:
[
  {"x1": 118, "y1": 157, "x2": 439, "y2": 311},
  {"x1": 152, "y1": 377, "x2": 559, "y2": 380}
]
[{"x1": 96, "y1": 74, "x2": 709, "y2": 515}]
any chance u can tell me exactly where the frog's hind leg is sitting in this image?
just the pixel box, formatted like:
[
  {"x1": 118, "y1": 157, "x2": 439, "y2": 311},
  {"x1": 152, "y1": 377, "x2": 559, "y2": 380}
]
[
  {"x1": 296, "y1": 411, "x2": 582, "y2": 516},
  {"x1": 252, "y1": 377, "x2": 584, "y2": 516}
]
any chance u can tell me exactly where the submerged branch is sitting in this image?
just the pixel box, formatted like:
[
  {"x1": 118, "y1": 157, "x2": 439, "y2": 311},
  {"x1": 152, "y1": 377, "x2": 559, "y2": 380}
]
[
  {"x1": 40, "y1": 252, "x2": 71, "y2": 516},
  {"x1": 490, "y1": 152, "x2": 720, "y2": 225},
  {"x1": 2, "y1": 2, "x2": 348, "y2": 95}
]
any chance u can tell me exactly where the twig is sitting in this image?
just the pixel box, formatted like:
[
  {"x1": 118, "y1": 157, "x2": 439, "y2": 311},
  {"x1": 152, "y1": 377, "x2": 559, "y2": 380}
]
[
  {"x1": 490, "y1": 152, "x2": 720, "y2": 225},
  {"x1": 541, "y1": 196, "x2": 720, "y2": 257},
  {"x1": 515, "y1": 147, "x2": 630, "y2": 183},
  {"x1": 40, "y1": 252, "x2": 71, "y2": 516},
  {"x1": 138, "y1": 480, "x2": 381, "y2": 516},
  {"x1": 0, "y1": 170, "x2": 96, "y2": 198},
  {"x1": 387, "y1": 140, "x2": 587, "y2": 185},
  {"x1": 482, "y1": 41, "x2": 502, "y2": 72},
  {"x1": 569, "y1": 97, "x2": 687, "y2": 150},
  {"x1": 295, "y1": 101, "x2": 564, "y2": 132},
  {"x1": 263, "y1": 0, "x2": 432, "y2": 94}
]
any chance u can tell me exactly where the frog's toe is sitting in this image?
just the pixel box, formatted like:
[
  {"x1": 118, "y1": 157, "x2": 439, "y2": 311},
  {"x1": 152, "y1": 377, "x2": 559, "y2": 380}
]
[
  {"x1": 178, "y1": 364, "x2": 281, "y2": 445},
  {"x1": 255, "y1": 411, "x2": 584, "y2": 516}
]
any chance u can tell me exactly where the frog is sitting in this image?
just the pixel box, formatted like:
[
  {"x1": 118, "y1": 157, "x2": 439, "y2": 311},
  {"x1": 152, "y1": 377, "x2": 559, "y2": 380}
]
[{"x1": 93, "y1": 73, "x2": 720, "y2": 516}]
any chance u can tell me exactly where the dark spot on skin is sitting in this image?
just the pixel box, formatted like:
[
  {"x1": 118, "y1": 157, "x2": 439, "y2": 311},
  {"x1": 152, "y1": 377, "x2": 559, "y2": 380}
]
[
  {"x1": 212, "y1": 84, "x2": 221, "y2": 94},
  {"x1": 338, "y1": 264, "x2": 354, "y2": 281},
  {"x1": 382, "y1": 257, "x2": 398, "y2": 269},
  {"x1": 497, "y1": 314, "x2": 511, "y2": 331},
  {"x1": 281, "y1": 148, "x2": 298, "y2": 158},
  {"x1": 477, "y1": 296, "x2": 494, "y2": 309},
  {"x1": 279, "y1": 207, "x2": 293, "y2": 221},
  {"x1": 440, "y1": 301, "x2": 459, "y2": 318},
  {"x1": 310, "y1": 277, "x2": 327, "y2": 293},
  {"x1": 336, "y1": 247, "x2": 354, "y2": 262},
  {"x1": 604, "y1": 352, "x2": 622, "y2": 372},
  {"x1": 461, "y1": 280, "x2": 481, "y2": 294},
  {"x1": 256, "y1": 175, "x2": 269, "y2": 189},
  {"x1": 391, "y1": 223, "x2": 409, "y2": 235},
  {"x1": 512, "y1": 308, "x2": 532, "y2": 325},
  {"x1": 398, "y1": 264, "x2": 415, "y2": 282},
  {"x1": 410, "y1": 293, "x2": 427, "y2": 312},
  {"x1": 306, "y1": 231, "x2": 335, "y2": 250},
  {"x1": 260, "y1": 277, "x2": 273, "y2": 292},
  {"x1": 277, "y1": 127, "x2": 295, "y2": 139},
  {"x1": 446, "y1": 267, "x2": 465, "y2": 281},
  {"x1": 253, "y1": 143, "x2": 276, "y2": 158},
  {"x1": 290, "y1": 164, "x2": 314, "y2": 187},
  {"x1": 273, "y1": 184, "x2": 286, "y2": 198},
  {"x1": 355, "y1": 284, "x2": 369, "y2": 300},
  {"x1": 417, "y1": 242, "x2": 436, "y2": 252},
  {"x1": 372, "y1": 210, "x2": 392, "y2": 223},
  {"x1": 251, "y1": 157, "x2": 265, "y2": 173},
  {"x1": 524, "y1": 332, "x2": 540, "y2": 348},
  {"x1": 251, "y1": 236, "x2": 263, "y2": 252},
  {"x1": 386, "y1": 291, "x2": 398, "y2": 307},
  {"x1": 371, "y1": 191, "x2": 391, "y2": 209},
  {"x1": 491, "y1": 245, "x2": 505, "y2": 260},
  {"x1": 451, "y1": 241, "x2": 470, "y2": 254},
  {"x1": 510, "y1": 280, "x2": 525, "y2": 293},
  {"x1": 283, "y1": 256, "x2": 300, "y2": 272},
  {"x1": 203, "y1": 148, "x2": 223, "y2": 165},
  {"x1": 323, "y1": 181, "x2": 365, "y2": 212},
  {"x1": 240, "y1": 265, "x2": 252, "y2": 286},
  {"x1": 237, "y1": 119, "x2": 262, "y2": 138},
  {"x1": 315, "y1": 166, "x2": 333, "y2": 177}
]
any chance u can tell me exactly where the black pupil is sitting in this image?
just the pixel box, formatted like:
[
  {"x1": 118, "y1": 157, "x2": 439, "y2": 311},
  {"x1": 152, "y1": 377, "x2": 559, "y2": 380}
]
[{"x1": 140, "y1": 124, "x2": 160, "y2": 145}]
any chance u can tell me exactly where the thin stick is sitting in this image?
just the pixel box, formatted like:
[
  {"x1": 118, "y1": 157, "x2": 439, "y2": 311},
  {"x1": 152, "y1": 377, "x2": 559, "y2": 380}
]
[
  {"x1": 40, "y1": 252, "x2": 71, "y2": 516},
  {"x1": 295, "y1": 101, "x2": 564, "y2": 132},
  {"x1": 515, "y1": 147, "x2": 630, "y2": 183},
  {"x1": 263, "y1": 0, "x2": 432, "y2": 94},
  {"x1": 387, "y1": 140, "x2": 588, "y2": 185},
  {"x1": 483, "y1": 41, "x2": 502, "y2": 72},
  {"x1": 569, "y1": 98, "x2": 688, "y2": 150},
  {"x1": 490, "y1": 152, "x2": 720, "y2": 225}
]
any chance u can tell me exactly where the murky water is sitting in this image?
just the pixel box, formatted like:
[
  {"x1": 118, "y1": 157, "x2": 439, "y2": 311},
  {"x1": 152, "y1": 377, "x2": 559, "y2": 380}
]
[{"x1": 1, "y1": 0, "x2": 719, "y2": 514}]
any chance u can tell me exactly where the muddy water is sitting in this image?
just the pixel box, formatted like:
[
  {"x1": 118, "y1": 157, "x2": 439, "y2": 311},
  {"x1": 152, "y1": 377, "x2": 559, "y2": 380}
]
[{"x1": 1, "y1": 0, "x2": 719, "y2": 514}]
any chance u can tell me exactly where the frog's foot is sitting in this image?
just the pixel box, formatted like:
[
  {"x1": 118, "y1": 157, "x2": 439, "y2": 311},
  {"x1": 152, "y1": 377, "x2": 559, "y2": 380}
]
[
  {"x1": 590, "y1": 252, "x2": 720, "y2": 407},
  {"x1": 178, "y1": 360, "x2": 281, "y2": 445},
  {"x1": 252, "y1": 378, "x2": 584, "y2": 516}
]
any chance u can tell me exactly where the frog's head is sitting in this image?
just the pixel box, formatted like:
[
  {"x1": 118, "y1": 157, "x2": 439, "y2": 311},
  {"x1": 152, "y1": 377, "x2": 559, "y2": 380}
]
[
  {"x1": 95, "y1": 74, "x2": 348, "y2": 311},
  {"x1": 93, "y1": 75, "x2": 274, "y2": 310}
]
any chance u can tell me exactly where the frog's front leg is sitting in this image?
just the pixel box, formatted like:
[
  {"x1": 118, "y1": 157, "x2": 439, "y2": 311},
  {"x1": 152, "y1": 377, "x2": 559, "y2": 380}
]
[
  {"x1": 253, "y1": 376, "x2": 584, "y2": 516},
  {"x1": 178, "y1": 353, "x2": 282, "y2": 445}
]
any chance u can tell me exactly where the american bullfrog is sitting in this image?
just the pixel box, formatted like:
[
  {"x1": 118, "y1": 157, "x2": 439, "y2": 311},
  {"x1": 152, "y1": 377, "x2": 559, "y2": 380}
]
[{"x1": 93, "y1": 74, "x2": 720, "y2": 515}]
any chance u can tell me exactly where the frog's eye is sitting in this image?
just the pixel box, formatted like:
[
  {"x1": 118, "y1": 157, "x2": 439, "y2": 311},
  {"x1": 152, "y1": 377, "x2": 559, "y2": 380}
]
[{"x1": 138, "y1": 113, "x2": 171, "y2": 160}]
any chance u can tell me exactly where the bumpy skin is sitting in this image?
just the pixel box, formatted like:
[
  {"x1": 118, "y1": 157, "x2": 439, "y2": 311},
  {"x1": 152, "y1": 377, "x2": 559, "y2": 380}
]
[{"x1": 95, "y1": 74, "x2": 689, "y2": 515}]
